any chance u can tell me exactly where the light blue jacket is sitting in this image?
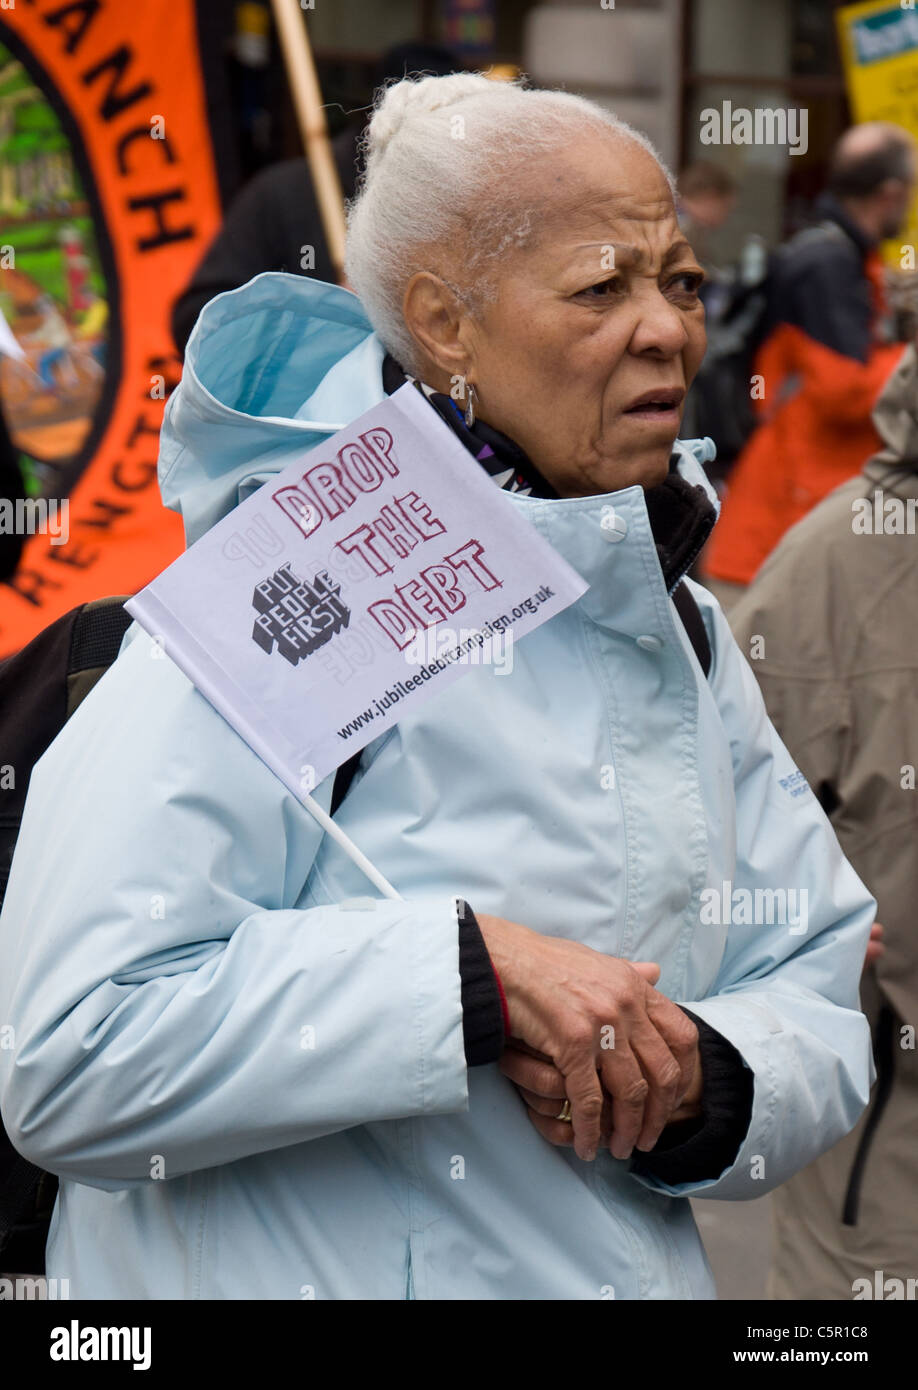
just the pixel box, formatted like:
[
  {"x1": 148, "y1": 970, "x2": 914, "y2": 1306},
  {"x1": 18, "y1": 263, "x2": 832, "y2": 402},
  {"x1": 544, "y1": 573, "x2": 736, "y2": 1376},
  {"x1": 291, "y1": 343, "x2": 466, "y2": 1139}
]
[{"x1": 0, "y1": 275, "x2": 875, "y2": 1299}]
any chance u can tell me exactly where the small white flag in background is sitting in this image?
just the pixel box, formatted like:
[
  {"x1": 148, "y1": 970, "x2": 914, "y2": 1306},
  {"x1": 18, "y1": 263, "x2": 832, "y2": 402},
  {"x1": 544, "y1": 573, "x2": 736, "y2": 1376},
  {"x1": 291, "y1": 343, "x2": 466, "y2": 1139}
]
[{"x1": 128, "y1": 384, "x2": 587, "y2": 805}]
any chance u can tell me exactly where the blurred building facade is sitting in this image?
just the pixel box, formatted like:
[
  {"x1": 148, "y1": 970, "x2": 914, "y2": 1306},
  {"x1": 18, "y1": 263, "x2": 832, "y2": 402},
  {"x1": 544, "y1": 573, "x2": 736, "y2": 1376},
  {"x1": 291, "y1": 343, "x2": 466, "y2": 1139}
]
[{"x1": 274, "y1": 0, "x2": 853, "y2": 260}]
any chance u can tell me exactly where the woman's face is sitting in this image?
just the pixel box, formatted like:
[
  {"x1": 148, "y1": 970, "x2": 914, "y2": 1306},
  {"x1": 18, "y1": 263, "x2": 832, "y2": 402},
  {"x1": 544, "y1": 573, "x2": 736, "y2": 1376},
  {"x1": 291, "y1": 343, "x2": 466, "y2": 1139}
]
[{"x1": 455, "y1": 134, "x2": 707, "y2": 496}]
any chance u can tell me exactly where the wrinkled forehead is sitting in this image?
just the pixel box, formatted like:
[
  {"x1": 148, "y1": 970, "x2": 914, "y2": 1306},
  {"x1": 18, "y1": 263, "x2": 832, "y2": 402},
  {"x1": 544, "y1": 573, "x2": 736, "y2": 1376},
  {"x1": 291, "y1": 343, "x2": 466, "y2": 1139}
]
[{"x1": 512, "y1": 132, "x2": 679, "y2": 255}]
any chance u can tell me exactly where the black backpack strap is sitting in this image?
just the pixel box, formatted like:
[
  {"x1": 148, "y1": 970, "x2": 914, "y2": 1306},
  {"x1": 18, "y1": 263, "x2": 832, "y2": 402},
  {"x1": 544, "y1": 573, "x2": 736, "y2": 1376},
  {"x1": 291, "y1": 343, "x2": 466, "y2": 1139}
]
[
  {"x1": 0, "y1": 1155, "x2": 43, "y2": 1251},
  {"x1": 66, "y1": 595, "x2": 132, "y2": 717},
  {"x1": 0, "y1": 595, "x2": 130, "y2": 1267},
  {"x1": 672, "y1": 582, "x2": 712, "y2": 679},
  {"x1": 330, "y1": 752, "x2": 362, "y2": 816}
]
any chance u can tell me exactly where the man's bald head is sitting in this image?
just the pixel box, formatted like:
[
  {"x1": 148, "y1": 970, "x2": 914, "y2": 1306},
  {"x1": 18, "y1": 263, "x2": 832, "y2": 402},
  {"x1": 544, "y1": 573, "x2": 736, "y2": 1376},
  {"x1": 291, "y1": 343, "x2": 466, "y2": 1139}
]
[
  {"x1": 828, "y1": 123, "x2": 917, "y2": 199},
  {"x1": 827, "y1": 123, "x2": 917, "y2": 242}
]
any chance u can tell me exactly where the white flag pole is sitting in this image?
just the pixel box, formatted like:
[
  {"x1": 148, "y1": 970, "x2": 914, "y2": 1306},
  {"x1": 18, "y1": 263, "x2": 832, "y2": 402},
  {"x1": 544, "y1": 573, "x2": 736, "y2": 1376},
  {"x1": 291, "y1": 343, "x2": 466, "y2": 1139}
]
[{"x1": 301, "y1": 792, "x2": 403, "y2": 901}]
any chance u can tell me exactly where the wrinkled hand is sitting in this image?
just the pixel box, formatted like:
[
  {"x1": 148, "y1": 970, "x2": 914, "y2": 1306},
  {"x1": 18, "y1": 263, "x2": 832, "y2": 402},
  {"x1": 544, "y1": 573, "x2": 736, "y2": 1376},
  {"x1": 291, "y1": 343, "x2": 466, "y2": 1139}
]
[
  {"x1": 500, "y1": 1036, "x2": 703, "y2": 1156},
  {"x1": 478, "y1": 913, "x2": 700, "y2": 1162}
]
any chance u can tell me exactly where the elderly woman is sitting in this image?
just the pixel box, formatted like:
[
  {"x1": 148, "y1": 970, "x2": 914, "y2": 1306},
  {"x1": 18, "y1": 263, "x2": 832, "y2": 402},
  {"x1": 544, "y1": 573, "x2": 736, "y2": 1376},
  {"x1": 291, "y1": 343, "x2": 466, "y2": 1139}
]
[{"x1": 0, "y1": 75, "x2": 873, "y2": 1300}]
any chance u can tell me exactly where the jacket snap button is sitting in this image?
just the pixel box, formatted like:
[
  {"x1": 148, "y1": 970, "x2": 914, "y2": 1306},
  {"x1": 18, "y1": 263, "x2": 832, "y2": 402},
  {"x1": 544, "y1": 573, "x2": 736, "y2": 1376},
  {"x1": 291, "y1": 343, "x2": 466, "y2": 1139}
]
[
  {"x1": 599, "y1": 507, "x2": 627, "y2": 542},
  {"x1": 636, "y1": 634, "x2": 663, "y2": 652}
]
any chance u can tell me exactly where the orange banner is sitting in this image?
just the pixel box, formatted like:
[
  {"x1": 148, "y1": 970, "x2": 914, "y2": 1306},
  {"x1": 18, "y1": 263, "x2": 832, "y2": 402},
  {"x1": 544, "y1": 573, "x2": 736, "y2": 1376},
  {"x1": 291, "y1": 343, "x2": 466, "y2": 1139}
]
[{"x1": 0, "y1": 0, "x2": 225, "y2": 655}]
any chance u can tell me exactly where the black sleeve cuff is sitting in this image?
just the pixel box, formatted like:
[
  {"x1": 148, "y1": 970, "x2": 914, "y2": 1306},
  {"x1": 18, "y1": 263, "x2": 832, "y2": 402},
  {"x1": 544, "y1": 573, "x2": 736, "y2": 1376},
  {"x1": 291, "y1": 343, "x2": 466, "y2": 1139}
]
[
  {"x1": 630, "y1": 1009, "x2": 754, "y2": 1186},
  {"x1": 457, "y1": 899, "x2": 505, "y2": 1067}
]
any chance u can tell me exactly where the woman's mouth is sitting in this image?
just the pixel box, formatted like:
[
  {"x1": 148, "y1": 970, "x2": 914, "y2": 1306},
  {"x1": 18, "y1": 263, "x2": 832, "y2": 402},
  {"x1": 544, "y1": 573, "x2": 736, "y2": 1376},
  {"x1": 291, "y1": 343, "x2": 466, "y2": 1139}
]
[{"x1": 621, "y1": 388, "x2": 685, "y2": 423}]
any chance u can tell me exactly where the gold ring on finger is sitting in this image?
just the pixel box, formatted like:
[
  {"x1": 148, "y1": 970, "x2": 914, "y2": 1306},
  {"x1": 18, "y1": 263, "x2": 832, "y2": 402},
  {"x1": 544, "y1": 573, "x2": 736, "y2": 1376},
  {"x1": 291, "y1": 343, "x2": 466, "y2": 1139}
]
[{"x1": 556, "y1": 1099, "x2": 573, "y2": 1123}]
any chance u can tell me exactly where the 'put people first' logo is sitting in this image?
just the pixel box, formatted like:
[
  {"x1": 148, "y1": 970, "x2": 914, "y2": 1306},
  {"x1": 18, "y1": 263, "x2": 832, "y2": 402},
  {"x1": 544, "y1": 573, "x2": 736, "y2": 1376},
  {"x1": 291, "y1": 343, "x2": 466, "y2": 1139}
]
[{"x1": 252, "y1": 564, "x2": 350, "y2": 666}]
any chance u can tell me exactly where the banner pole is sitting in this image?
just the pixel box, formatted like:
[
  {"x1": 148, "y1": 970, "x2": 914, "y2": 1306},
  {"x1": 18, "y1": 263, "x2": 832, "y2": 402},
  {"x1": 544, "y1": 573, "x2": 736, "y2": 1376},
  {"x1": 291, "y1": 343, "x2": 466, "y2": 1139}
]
[
  {"x1": 269, "y1": 0, "x2": 347, "y2": 281},
  {"x1": 301, "y1": 792, "x2": 403, "y2": 901}
]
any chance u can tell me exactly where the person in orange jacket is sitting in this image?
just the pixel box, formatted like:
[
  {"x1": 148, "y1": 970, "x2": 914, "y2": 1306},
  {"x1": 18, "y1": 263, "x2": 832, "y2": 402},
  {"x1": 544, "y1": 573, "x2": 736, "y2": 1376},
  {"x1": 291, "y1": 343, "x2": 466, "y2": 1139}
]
[{"x1": 704, "y1": 123, "x2": 915, "y2": 597}]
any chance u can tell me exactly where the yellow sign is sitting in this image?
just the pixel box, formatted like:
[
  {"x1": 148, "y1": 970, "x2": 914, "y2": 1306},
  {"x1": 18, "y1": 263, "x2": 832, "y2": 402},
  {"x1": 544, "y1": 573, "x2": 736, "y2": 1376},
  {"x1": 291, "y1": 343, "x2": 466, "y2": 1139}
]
[{"x1": 837, "y1": 0, "x2": 918, "y2": 264}]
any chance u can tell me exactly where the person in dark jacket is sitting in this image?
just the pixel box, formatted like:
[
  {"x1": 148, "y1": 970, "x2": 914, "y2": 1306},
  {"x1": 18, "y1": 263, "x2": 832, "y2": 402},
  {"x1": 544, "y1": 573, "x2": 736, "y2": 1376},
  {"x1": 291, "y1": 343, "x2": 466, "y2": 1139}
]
[
  {"x1": 704, "y1": 123, "x2": 914, "y2": 598},
  {"x1": 0, "y1": 408, "x2": 26, "y2": 582},
  {"x1": 171, "y1": 43, "x2": 461, "y2": 353}
]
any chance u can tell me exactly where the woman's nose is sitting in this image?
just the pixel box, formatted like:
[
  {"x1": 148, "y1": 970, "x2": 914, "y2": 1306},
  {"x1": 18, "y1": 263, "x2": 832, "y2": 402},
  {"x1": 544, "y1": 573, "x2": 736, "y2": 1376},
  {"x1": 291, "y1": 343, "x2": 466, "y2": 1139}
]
[{"x1": 628, "y1": 291, "x2": 690, "y2": 357}]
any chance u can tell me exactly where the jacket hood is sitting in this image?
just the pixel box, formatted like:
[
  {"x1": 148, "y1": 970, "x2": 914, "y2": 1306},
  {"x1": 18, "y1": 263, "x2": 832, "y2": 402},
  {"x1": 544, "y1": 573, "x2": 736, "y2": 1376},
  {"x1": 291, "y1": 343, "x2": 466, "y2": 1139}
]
[
  {"x1": 160, "y1": 273, "x2": 387, "y2": 546},
  {"x1": 160, "y1": 272, "x2": 719, "y2": 548},
  {"x1": 866, "y1": 342, "x2": 918, "y2": 482}
]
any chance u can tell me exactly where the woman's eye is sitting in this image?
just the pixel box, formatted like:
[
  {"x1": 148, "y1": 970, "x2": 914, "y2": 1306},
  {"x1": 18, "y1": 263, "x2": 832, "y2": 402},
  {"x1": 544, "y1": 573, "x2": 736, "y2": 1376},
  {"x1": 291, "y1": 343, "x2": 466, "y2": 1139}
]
[
  {"x1": 579, "y1": 277, "x2": 623, "y2": 300},
  {"x1": 667, "y1": 272, "x2": 705, "y2": 296}
]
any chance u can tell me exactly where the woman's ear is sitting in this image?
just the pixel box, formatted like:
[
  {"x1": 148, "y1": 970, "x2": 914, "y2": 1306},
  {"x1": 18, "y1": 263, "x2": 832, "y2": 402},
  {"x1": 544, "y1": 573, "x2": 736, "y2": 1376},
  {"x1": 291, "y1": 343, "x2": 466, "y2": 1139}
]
[{"x1": 402, "y1": 271, "x2": 475, "y2": 381}]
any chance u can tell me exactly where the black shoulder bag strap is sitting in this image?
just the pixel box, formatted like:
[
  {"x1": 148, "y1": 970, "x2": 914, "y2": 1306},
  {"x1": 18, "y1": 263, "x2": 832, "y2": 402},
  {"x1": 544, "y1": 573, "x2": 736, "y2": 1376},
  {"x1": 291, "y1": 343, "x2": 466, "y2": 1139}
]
[{"x1": 672, "y1": 582, "x2": 713, "y2": 678}]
